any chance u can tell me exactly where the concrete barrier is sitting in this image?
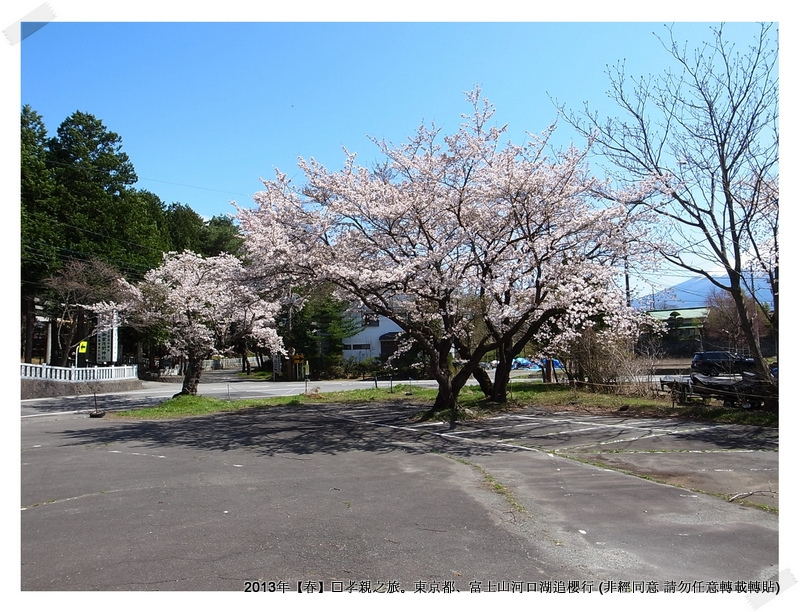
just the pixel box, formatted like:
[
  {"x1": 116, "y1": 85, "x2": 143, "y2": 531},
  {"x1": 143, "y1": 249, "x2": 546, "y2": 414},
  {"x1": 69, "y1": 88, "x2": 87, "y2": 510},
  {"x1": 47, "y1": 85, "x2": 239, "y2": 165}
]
[{"x1": 21, "y1": 377, "x2": 143, "y2": 400}]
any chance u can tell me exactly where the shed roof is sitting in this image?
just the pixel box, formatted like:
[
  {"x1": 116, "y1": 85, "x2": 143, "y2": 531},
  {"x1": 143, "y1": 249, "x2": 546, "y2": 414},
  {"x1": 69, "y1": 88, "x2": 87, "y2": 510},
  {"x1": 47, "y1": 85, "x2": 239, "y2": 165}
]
[{"x1": 647, "y1": 307, "x2": 710, "y2": 321}]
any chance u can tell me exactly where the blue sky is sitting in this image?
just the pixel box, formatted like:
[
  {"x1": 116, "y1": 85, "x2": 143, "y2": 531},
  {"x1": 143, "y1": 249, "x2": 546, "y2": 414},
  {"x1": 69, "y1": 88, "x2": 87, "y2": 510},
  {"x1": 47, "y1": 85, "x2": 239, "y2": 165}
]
[
  {"x1": 5, "y1": 1, "x2": 793, "y2": 299},
  {"x1": 19, "y1": 19, "x2": 766, "y2": 222}
]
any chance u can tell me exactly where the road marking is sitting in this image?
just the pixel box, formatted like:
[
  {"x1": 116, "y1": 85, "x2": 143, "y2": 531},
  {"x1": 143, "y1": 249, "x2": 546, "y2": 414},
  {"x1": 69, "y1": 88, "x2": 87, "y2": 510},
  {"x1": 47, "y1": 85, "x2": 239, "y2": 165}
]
[
  {"x1": 327, "y1": 407, "x2": 744, "y2": 459},
  {"x1": 109, "y1": 450, "x2": 166, "y2": 459},
  {"x1": 332, "y1": 414, "x2": 553, "y2": 455},
  {"x1": 448, "y1": 423, "x2": 543, "y2": 435},
  {"x1": 22, "y1": 410, "x2": 93, "y2": 418}
]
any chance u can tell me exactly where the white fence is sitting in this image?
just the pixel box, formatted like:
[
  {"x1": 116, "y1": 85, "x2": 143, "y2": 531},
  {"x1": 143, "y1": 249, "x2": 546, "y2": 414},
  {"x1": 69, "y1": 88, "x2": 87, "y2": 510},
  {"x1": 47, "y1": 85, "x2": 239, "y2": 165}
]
[{"x1": 20, "y1": 363, "x2": 139, "y2": 383}]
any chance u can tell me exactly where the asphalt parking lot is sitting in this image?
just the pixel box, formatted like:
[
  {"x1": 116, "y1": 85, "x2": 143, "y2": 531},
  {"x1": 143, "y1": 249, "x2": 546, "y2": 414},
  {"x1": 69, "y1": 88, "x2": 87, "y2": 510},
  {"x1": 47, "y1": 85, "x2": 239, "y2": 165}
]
[{"x1": 21, "y1": 396, "x2": 779, "y2": 593}]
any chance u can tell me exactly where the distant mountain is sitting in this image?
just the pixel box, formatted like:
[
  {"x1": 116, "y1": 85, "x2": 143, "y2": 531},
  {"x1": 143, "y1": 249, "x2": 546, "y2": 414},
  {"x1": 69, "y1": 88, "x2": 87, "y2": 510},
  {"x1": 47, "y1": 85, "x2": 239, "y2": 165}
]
[{"x1": 632, "y1": 275, "x2": 774, "y2": 311}]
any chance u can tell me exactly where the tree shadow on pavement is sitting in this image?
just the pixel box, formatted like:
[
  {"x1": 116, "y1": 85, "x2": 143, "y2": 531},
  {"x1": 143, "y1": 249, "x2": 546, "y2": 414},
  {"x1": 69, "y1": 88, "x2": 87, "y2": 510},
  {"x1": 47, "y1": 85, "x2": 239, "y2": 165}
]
[
  {"x1": 670, "y1": 423, "x2": 778, "y2": 451},
  {"x1": 24, "y1": 393, "x2": 173, "y2": 414},
  {"x1": 56, "y1": 402, "x2": 520, "y2": 459}
]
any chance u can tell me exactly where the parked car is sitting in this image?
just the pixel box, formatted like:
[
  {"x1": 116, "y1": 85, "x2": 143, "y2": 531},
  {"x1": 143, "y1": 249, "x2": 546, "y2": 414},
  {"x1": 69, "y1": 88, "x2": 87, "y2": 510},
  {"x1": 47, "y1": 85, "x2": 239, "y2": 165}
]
[{"x1": 691, "y1": 351, "x2": 755, "y2": 376}]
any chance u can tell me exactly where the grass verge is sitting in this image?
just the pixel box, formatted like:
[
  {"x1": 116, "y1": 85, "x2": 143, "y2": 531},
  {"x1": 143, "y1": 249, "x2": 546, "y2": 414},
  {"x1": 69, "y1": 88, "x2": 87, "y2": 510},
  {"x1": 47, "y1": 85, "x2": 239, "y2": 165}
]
[
  {"x1": 108, "y1": 384, "x2": 433, "y2": 419},
  {"x1": 498, "y1": 381, "x2": 778, "y2": 427},
  {"x1": 108, "y1": 380, "x2": 777, "y2": 427}
]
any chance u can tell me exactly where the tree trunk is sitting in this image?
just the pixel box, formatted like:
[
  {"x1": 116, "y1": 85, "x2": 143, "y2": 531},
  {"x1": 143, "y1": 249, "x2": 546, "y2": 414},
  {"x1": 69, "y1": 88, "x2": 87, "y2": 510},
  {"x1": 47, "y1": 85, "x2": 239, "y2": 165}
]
[
  {"x1": 490, "y1": 346, "x2": 514, "y2": 403},
  {"x1": 431, "y1": 381, "x2": 457, "y2": 416},
  {"x1": 429, "y1": 372, "x2": 470, "y2": 426},
  {"x1": 486, "y1": 309, "x2": 562, "y2": 404},
  {"x1": 472, "y1": 367, "x2": 494, "y2": 397},
  {"x1": 177, "y1": 353, "x2": 204, "y2": 396},
  {"x1": 419, "y1": 342, "x2": 461, "y2": 424},
  {"x1": 771, "y1": 266, "x2": 778, "y2": 338},
  {"x1": 48, "y1": 319, "x2": 56, "y2": 365},
  {"x1": 57, "y1": 323, "x2": 75, "y2": 367},
  {"x1": 543, "y1": 358, "x2": 554, "y2": 383},
  {"x1": 76, "y1": 308, "x2": 86, "y2": 367},
  {"x1": 23, "y1": 296, "x2": 36, "y2": 363},
  {"x1": 729, "y1": 279, "x2": 771, "y2": 380}
]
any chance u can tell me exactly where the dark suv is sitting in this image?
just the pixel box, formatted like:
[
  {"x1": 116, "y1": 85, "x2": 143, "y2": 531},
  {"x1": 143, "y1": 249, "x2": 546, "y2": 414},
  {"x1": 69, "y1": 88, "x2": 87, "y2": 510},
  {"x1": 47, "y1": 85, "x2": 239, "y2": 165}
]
[{"x1": 691, "y1": 351, "x2": 755, "y2": 376}]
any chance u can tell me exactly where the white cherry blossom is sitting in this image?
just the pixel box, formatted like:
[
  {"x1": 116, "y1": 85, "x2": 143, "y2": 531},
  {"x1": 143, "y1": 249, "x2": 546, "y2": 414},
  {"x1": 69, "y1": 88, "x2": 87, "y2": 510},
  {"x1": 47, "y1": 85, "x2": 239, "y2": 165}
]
[
  {"x1": 237, "y1": 89, "x2": 652, "y2": 416},
  {"x1": 91, "y1": 250, "x2": 282, "y2": 395}
]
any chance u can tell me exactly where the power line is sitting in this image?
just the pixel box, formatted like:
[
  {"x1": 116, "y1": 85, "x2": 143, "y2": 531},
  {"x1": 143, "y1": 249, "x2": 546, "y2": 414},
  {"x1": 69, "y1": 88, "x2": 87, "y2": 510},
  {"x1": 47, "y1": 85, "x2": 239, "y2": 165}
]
[
  {"x1": 39, "y1": 155, "x2": 254, "y2": 202},
  {"x1": 135, "y1": 176, "x2": 253, "y2": 198}
]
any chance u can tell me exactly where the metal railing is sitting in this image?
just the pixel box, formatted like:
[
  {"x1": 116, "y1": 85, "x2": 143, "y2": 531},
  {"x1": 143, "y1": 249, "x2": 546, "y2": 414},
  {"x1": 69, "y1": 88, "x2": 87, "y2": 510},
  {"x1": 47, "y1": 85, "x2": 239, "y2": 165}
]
[{"x1": 20, "y1": 363, "x2": 139, "y2": 382}]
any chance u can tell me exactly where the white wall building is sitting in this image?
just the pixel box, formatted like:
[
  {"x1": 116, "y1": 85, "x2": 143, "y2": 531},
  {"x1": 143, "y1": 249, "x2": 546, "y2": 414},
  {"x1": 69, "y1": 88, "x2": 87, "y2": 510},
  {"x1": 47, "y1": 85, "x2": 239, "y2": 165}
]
[{"x1": 342, "y1": 312, "x2": 403, "y2": 362}]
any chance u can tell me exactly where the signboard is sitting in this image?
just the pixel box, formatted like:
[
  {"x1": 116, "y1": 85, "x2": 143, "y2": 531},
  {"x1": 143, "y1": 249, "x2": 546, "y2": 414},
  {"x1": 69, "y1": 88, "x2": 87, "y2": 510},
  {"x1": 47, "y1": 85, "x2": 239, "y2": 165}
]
[{"x1": 96, "y1": 310, "x2": 119, "y2": 363}]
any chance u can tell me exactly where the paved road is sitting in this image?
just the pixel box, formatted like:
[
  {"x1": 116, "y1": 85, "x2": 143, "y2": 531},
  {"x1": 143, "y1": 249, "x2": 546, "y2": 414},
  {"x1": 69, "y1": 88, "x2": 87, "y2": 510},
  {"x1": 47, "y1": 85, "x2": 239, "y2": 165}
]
[
  {"x1": 21, "y1": 378, "x2": 780, "y2": 596},
  {"x1": 20, "y1": 370, "x2": 440, "y2": 418}
]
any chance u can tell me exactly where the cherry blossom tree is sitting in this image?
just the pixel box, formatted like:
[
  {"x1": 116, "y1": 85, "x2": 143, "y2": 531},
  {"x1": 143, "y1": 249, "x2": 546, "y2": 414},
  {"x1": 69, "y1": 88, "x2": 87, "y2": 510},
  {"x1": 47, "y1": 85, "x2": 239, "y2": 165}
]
[
  {"x1": 237, "y1": 89, "x2": 647, "y2": 420},
  {"x1": 537, "y1": 292, "x2": 664, "y2": 386},
  {"x1": 90, "y1": 251, "x2": 283, "y2": 395},
  {"x1": 447, "y1": 133, "x2": 656, "y2": 402}
]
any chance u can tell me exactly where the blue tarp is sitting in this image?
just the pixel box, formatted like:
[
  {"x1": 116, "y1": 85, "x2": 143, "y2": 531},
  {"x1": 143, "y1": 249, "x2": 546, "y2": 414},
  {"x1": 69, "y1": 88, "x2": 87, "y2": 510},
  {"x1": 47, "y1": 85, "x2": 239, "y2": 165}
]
[{"x1": 511, "y1": 357, "x2": 564, "y2": 371}]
